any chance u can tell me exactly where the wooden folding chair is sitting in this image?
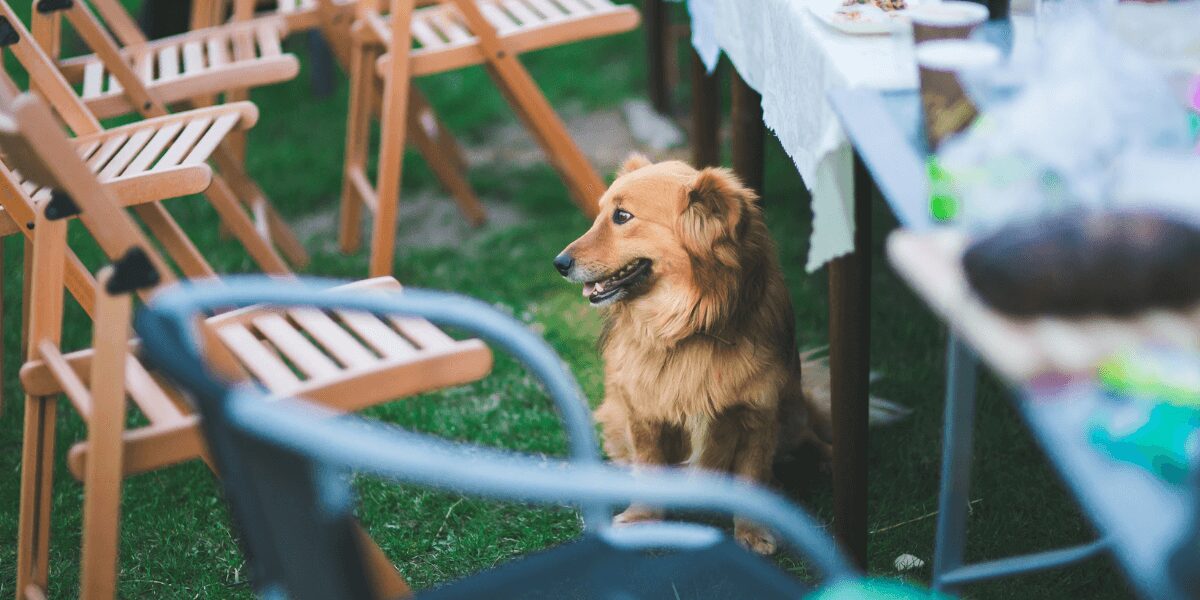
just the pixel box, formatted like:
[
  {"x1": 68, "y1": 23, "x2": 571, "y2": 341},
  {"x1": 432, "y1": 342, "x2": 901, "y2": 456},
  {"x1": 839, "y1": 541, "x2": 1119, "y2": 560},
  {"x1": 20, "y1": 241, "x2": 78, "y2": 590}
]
[
  {"x1": 341, "y1": 0, "x2": 639, "y2": 277},
  {"x1": 0, "y1": 3, "x2": 297, "y2": 282},
  {"x1": 36, "y1": 0, "x2": 299, "y2": 120},
  {"x1": 3, "y1": 91, "x2": 493, "y2": 599},
  {"x1": 21, "y1": 0, "x2": 310, "y2": 272},
  {"x1": 41, "y1": 0, "x2": 490, "y2": 263},
  {"x1": 198, "y1": 0, "x2": 493, "y2": 235}
]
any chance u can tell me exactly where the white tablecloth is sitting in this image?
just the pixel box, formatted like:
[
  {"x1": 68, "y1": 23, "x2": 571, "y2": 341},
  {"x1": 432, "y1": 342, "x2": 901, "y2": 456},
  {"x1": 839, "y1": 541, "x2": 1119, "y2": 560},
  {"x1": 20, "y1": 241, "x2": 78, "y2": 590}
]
[{"x1": 689, "y1": 0, "x2": 919, "y2": 271}]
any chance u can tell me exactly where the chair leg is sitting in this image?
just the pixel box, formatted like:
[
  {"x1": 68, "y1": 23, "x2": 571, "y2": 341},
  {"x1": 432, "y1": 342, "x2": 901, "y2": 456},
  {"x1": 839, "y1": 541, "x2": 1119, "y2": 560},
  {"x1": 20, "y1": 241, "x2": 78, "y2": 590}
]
[
  {"x1": 21, "y1": 237, "x2": 31, "y2": 356},
  {"x1": 0, "y1": 241, "x2": 5, "y2": 416},
  {"x1": 17, "y1": 212, "x2": 67, "y2": 599},
  {"x1": 409, "y1": 89, "x2": 468, "y2": 173},
  {"x1": 16, "y1": 395, "x2": 58, "y2": 599},
  {"x1": 202, "y1": 176, "x2": 292, "y2": 275},
  {"x1": 354, "y1": 524, "x2": 412, "y2": 600},
  {"x1": 210, "y1": 146, "x2": 311, "y2": 269},
  {"x1": 407, "y1": 93, "x2": 486, "y2": 227},
  {"x1": 370, "y1": 14, "x2": 415, "y2": 278},
  {"x1": 79, "y1": 277, "x2": 131, "y2": 600},
  {"x1": 131, "y1": 204, "x2": 216, "y2": 280},
  {"x1": 339, "y1": 40, "x2": 377, "y2": 256},
  {"x1": 932, "y1": 334, "x2": 980, "y2": 595},
  {"x1": 482, "y1": 55, "x2": 603, "y2": 217}
]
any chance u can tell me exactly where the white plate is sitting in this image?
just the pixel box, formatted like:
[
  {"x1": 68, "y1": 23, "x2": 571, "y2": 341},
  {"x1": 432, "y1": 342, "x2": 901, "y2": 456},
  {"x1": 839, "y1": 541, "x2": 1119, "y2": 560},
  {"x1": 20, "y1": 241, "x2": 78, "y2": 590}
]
[{"x1": 809, "y1": 0, "x2": 920, "y2": 35}]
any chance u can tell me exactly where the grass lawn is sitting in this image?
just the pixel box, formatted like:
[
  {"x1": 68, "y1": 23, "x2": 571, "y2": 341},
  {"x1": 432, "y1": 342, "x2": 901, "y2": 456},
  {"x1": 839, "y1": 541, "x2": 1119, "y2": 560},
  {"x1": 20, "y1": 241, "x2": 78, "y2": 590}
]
[{"x1": 0, "y1": 2, "x2": 1131, "y2": 597}]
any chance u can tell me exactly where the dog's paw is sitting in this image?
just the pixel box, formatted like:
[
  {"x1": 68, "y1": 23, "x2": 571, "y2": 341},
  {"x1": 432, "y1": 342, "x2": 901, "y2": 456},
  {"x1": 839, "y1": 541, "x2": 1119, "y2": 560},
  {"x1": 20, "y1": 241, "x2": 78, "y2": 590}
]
[
  {"x1": 613, "y1": 505, "x2": 663, "y2": 526},
  {"x1": 734, "y1": 519, "x2": 778, "y2": 555}
]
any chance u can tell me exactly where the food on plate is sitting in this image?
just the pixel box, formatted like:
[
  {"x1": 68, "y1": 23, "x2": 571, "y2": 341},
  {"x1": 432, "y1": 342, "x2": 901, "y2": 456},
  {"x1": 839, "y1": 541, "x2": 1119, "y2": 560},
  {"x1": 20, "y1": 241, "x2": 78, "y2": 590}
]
[
  {"x1": 962, "y1": 211, "x2": 1200, "y2": 317},
  {"x1": 840, "y1": 0, "x2": 907, "y2": 11}
]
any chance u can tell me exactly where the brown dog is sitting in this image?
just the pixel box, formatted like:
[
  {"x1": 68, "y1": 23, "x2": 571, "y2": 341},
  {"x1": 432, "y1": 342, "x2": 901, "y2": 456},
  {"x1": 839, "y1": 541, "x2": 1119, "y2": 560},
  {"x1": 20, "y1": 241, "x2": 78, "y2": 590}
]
[{"x1": 554, "y1": 155, "x2": 832, "y2": 555}]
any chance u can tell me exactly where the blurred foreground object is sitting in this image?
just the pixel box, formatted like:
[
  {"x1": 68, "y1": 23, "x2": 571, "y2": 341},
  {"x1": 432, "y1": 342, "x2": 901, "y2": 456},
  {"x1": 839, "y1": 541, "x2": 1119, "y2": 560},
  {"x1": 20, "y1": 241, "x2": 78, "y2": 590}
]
[
  {"x1": 962, "y1": 212, "x2": 1200, "y2": 317},
  {"x1": 932, "y1": 6, "x2": 1200, "y2": 227}
]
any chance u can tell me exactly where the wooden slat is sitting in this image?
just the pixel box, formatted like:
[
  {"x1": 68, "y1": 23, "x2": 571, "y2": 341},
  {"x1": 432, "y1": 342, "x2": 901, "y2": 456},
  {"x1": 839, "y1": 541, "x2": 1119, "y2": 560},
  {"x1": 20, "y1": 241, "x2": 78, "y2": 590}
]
[
  {"x1": 335, "y1": 310, "x2": 419, "y2": 359},
  {"x1": 479, "y1": 2, "x2": 519, "y2": 34},
  {"x1": 410, "y1": 15, "x2": 447, "y2": 48},
  {"x1": 182, "y1": 113, "x2": 240, "y2": 164},
  {"x1": 98, "y1": 128, "x2": 155, "y2": 179},
  {"x1": 125, "y1": 357, "x2": 185, "y2": 424},
  {"x1": 124, "y1": 122, "x2": 185, "y2": 175},
  {"x1": 75, "y1": 140, "x2": 102, "y2": 161},
  {"x1": 288, "y1": 309, "x2": 378, "y2": 369},
  {"x1": 554, "y1": 0, "x2": 591, "y2": 16},
  {"x1": 37, "y1": 341, "x2": 93, "y2": 419},
  {"x1": 206, "y1": 34, "x2": 230, "y2": 68},
  {"x1": 390, "y1": 317, "x2": 455, "y2": 350},
  {"x1": 216, "y1": 323, "x2": 303, "y2": 392},
  {"x1": 86, "y1": 134, "x2": 130, "y2": 172},
  {"x1": 501, "y1": 0, "x2": 542, "y2": 27},
  {"x1": 182, "y1": 41, "x2": 206, "y2": 74},
  {"x1": 107, "y1": 73, "x2": 122, "y2": 94},
  {"x1": 527, "y1": 0, "x2": 567, "y2": 21},
  {"x1": 156, "y1": 116, "x2": 213, "y2": 167},
  {"x1": 232, "y1": 28, "x2": 257, "y2": 61},
  {"x1": 82, "y1": 61, "x2": 105, "y2": 99},
  {"x1": 157, "y1": 45, "x2": 180, "y2": 81},
  {"x1": 256, "y1": 25, "x2": 283, "y2": 57},
  {"x1": 134, "y1": 51, "x2": 154, "y2": 83},
  {"x1": 251, "y1": 313, "x2": 341, "y2": 378},
  {"x1": 431, "y1": 12, "x2": 472, "y2": 43}
]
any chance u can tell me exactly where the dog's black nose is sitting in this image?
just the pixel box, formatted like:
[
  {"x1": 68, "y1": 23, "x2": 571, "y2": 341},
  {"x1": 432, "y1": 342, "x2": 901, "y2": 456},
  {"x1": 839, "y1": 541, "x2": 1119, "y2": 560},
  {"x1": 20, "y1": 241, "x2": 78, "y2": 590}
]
[{"x1": 553, "y1": 253, "x2": 574, "y2": 276}]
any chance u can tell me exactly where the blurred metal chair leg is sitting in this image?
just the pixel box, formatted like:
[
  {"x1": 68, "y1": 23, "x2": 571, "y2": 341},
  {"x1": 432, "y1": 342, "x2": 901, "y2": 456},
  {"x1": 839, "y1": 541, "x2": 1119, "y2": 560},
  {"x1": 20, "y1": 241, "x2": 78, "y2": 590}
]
[{"x1": 932, "y1": 334, "x2": 1110, "y2": 593}]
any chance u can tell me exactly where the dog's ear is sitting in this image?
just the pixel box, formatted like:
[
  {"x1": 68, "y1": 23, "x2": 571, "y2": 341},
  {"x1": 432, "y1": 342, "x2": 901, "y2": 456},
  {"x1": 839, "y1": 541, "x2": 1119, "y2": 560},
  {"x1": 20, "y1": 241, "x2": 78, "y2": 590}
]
[
  {"x1": 617, "y1": 152, "x2": 652, "y2": 177},
  {"x1": 679, "y1": 167, "x2": 754, "y2": 262}
]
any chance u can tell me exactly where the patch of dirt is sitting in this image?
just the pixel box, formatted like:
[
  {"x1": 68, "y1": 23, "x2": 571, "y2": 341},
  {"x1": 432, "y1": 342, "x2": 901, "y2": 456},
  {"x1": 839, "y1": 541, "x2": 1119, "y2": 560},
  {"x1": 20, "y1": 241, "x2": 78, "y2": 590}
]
[
  {"x1": 464, "y1": 103, "x2": 689, "y2": 174},
  {"x1": 290, "y1": 189, "x2": 525, "y2": 255}
]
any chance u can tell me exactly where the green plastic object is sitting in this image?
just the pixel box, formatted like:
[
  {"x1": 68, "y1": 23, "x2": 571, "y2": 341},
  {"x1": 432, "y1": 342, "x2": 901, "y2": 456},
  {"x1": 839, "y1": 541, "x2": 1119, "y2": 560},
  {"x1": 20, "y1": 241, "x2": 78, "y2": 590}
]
[
  {"x1": 1098, "y1": 348, "x2": 1200, "y2": 408},
  {"x1": 1089, "y1": 401, "x2": 1200, "y2": 486},
  {"x1": 807, "y1": 579, "x2": 953, "y2": 600},
  {"x1": 1191, "y1": 113, "x2": 1200, "y2": 153},
  {"x1": 926, "y1": 158, "x2": 958, "y2": 222}
]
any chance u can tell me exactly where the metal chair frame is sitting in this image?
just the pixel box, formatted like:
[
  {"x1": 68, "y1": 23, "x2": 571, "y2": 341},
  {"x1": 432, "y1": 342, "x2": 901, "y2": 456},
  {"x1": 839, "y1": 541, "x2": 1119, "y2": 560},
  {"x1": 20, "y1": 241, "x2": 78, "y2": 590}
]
[{"x1": 137, "y1": 278, "x2": 862, "y2": 598}]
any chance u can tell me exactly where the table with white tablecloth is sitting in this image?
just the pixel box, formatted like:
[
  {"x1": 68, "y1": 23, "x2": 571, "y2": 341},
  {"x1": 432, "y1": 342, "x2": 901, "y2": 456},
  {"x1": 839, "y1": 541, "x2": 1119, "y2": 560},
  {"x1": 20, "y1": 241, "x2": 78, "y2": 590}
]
[{"x1": 689, "y1": 0, "x2": 918, "y2": 270}]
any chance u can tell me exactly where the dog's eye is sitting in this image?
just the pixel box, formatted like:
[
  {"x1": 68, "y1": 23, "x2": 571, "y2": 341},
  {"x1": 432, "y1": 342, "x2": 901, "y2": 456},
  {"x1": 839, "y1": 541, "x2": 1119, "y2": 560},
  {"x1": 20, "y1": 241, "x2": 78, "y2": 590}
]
[{"x1": 612, "y1": 209, "x2": 633, "y2": 225}]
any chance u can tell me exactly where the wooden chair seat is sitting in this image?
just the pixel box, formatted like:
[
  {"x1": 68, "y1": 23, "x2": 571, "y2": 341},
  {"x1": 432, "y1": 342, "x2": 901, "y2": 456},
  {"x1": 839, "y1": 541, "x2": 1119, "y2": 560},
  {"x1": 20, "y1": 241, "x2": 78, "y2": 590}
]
[
  {"x1": 19, "y1": 275, "x2": 492, "y2": 481},
  {"x1": 56, "y1": 18, "x2": 299, "y2": 119},
  {"x1": 376, "y1": 0, "x2": 640, "y2": 77},
  {"x1": 11, "y1": 103, "x2": 258, "y2": 208}
]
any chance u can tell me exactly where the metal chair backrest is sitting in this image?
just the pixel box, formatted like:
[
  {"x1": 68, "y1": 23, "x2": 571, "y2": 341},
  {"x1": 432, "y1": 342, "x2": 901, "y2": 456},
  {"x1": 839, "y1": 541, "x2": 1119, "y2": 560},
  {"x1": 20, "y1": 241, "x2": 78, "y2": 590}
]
[{"x1": 136, "y1": 277, "x2": 860, "y2": 600}]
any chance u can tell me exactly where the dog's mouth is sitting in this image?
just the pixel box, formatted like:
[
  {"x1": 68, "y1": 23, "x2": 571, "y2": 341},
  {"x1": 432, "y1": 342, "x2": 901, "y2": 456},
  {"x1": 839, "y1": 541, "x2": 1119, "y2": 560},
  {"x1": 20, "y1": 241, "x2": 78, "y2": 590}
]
[{"x1": 582, "y1": 258, "x2": 652, "y2": 304}]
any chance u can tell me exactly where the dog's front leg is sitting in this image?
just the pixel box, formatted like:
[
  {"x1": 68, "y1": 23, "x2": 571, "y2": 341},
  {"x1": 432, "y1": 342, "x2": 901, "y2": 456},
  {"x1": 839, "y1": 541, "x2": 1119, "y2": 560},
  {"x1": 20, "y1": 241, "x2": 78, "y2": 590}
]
[
  {"x1": 613, "y1": 418, "x2": 672, "y2": 526},
  {"x1": 694, "y1": 408, "x2": 780, "y2": 555}
]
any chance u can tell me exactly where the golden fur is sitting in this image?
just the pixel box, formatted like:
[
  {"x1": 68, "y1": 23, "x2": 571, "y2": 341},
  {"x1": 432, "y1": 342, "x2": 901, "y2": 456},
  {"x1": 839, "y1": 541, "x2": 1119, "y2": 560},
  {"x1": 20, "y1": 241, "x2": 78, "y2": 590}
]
[{"x1": 556, "y1": 155, "x2": 832, "y2": 555}]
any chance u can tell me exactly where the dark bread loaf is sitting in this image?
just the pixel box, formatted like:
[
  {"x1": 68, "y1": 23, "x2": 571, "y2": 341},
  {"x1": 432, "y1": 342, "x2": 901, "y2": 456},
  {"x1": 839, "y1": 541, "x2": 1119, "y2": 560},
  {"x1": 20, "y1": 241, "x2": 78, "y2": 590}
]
[{"x1": 962, "y1": 211, "x2": 1200, "y2": 317}]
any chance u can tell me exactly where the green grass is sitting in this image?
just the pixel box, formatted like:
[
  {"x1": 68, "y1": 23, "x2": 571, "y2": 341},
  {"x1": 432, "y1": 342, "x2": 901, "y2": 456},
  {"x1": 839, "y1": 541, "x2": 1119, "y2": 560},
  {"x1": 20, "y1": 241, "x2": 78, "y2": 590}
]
[{"x1": 0, "y1": 3, "x2": 1132, "y2": 597}]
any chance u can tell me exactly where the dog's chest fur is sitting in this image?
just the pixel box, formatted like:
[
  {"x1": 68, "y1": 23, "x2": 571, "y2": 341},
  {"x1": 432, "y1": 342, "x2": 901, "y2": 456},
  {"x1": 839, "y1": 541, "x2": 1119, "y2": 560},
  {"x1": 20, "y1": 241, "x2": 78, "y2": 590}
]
[{"x1": 603, "y1": 330, "x2": 790, "y2": 424}]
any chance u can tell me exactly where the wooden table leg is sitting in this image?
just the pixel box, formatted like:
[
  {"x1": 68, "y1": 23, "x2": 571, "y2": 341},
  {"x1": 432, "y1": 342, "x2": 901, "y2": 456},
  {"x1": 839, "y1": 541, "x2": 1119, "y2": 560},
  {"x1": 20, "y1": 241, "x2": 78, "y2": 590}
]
[
  {"x1": 827, "y1": 150, "x2": 872, "y2": 568},
  {"x1": 690, "y1": 50, "x2": 720, "y2": 168},
  {"x1": 730, "y1": 70, "x2": 764, "y2": 197},
  {"x1": 644, "y1": 0, "x2": 671, "y2": 115}
]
